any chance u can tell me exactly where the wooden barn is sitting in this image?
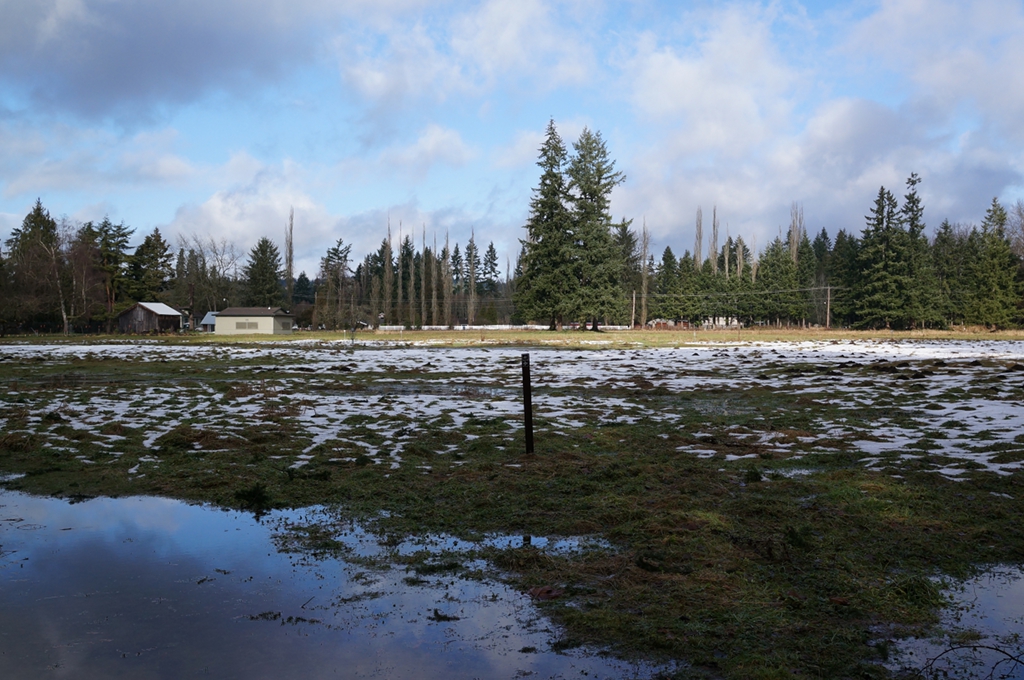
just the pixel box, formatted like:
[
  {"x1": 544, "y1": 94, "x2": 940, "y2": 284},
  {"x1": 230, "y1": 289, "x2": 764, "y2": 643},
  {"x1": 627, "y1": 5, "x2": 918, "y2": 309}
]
[{"x1": 118, "y1": 302, "x2": 183, "y2": 334}]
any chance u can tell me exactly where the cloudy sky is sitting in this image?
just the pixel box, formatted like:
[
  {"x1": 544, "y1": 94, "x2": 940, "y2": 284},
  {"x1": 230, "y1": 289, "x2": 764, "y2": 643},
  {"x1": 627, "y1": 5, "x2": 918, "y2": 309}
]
[{"x1": 1, "y1": 0, "x2": 1022, "y2": 276}]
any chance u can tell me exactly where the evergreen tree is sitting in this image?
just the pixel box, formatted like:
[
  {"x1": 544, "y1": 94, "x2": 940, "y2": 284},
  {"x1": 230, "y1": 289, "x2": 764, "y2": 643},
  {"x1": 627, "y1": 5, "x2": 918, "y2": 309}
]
[
  {"x1": 127, "y1": 228, "x2": 173, "y2": 302},
  {"x1": 972, "y1": 198, "x2": 1020, "y2": 328},
  {"x1": 514, "y1": 119, "x2": 575, "y2": 329},
  {"x1": 4, "y1": 199, "x2": 70, "y2": 332},
  {"x1": 243, "y1": 237, "x2": 283, "y2": 307},
  {"x1": 294, "y1": 271, "x2": 314, "y2": 304},
  {"x1": 565, "y1": 127, "x2": 625, "y2": 328},
  {"x1": 482, "y1": 242, "x2": 499, "y2": 295},
  {"x1": 614, "y1": 218, "x2": 640, "y2": 322},
  {"x1": 857, "y1": 187, "x2": 911, "y2": 329},
  {"x1": 756, "y1": 237, "x2": 798, "y2": 325},
  {"x1": 795, "y1": 231, "x2": 816, "y2": 323},
  {"x1": 94, "y1": 218, "x2": 134, "y2": 332},
  {"x1": 829, "y1": 230, "x2": 860, "y2": 326},
  {"x1": 653, "y1": 246, "x2": 681, "y2": 320},
  {"x1": 901, "y1": 173, "x2": 939, "y2": 328},
  {"x1": 315, "y1": 239, "x2": 352, "y2": 329},
  {"x1": 932, "y1": 220, "x2": 970, "y2": 326}
]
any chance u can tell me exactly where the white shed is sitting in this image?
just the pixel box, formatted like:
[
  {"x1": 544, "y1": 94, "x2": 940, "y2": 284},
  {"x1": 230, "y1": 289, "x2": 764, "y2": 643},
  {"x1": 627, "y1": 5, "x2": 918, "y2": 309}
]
[{"x1": 214, "y1": 307, "x2": 293, "y2": 335}]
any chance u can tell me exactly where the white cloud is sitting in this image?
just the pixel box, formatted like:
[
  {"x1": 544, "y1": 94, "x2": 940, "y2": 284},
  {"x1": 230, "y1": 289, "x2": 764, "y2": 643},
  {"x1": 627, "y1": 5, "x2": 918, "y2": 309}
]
[
  {"x1": 450, "y1": 0, "x2": 592, "y2": 90},
  {"x1": 493, "y1": 129, "x2": 546, "y2": 169},
  {"x1": 379, "y1": 125, "x2": 474, "y2": 178},
  {"x1": 624, "y1": 6, "x2": 797, "y2": 158},
  {"x1": 336, "y1": 0, "x2": 594, "y2": 133},
  {"x1": 843, "y1": 0, "x2": 1024, "y2": 141},
  {"x1": 0, "y1": 123, "x2": 197, "y2": 197}
]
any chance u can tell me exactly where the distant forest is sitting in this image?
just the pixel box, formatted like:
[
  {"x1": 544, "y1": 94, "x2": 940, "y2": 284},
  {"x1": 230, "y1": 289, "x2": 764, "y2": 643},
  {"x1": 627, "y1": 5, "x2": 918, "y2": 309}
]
[{"x1": 2, "y1": 121, "x2": 1023, "y2": 334}]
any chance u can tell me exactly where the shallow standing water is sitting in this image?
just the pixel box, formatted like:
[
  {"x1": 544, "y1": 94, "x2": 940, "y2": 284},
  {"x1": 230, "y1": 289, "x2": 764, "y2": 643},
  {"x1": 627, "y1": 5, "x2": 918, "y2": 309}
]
[
  {"x1": 889, "y1": 568, "x2": 1024, "y2": 679},
  {"x1": 0, "y1": 489, "x2": 665, "y2": 679}
]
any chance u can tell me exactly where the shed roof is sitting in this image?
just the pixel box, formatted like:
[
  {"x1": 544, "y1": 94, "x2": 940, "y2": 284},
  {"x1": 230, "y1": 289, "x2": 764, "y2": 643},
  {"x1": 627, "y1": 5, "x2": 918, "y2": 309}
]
[
  {"x1": 199, "y1": 312, "x2": 218, "y2": 326},
  {"x1": 217, "y1": 307, "x2": 292, "y2": 317},
  {"x1": 134, "y1": 302, "x2": 182, "y2": 317}
]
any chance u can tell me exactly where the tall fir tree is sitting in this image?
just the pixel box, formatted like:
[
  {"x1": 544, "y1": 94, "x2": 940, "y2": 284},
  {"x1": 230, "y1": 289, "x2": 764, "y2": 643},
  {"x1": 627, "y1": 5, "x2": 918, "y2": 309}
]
[
  {"x1": 565, "y1": 127, "x2": 625, "y2": 328},
  {"x1": 243, "y1": 237, "x2": 283, "y2": 307},
  {"x1": 857, "y1": 187, "x2": 912, "y2": 329},
  {"x1": 901, "y1": 173, "x2": 939, "y2": 328},
  {"x1": 972, "y1": 198, "x2": 1020, "y2": 328},
  {"x1": 514, "y1": 119, "x2": 575, "y2": 329},
  {"x1": 127, "y1": 228, "x2": 173, "y2": 303}
]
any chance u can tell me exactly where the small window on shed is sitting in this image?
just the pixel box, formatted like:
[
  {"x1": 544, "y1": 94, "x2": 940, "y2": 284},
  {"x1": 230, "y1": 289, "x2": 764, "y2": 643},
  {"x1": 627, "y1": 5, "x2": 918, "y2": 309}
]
[
  {"x1": 235, "y1": 321, "x2": 246, "y2": 330},
  {"x1": 247, "y1": 321, "x2": 259, "y2": 329}
]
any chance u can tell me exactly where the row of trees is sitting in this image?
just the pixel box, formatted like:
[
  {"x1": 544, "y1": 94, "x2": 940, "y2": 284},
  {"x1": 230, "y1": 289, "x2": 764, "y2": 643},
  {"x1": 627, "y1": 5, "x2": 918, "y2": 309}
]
[
  {"x1": 0, "y1": 201, "x2": 175, "y2": 334},
  {"x1": 0, "y1": 200, "x2": 513, "y2": 333},
  {"x1": 637, "y1": 179, "x2": 1023, "y2": 330},
  {"x1": 2, "y1": 125, "x2": 1023, "y2": 334},
  {"x1": 512, "y1": 121, "x2": 1024, "y2": 330}
]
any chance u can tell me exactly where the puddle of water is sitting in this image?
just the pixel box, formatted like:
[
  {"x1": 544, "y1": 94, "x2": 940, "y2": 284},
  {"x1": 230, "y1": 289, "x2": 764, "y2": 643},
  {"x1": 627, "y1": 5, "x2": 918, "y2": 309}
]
[
  {"x1": 0, "y1": 489, "x2": 671, "y2": 679},
  {"x1": 888, "y1": 567, "x2": 1024, "y2": 679}
]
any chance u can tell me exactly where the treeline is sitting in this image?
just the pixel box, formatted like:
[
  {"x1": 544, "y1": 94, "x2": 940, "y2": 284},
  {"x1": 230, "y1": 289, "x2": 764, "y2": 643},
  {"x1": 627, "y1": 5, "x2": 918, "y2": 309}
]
[
  {"x1": 2, "y1": 123, "x2": 1023, "y2": 334},
  {"x1": 0, "y1": 201, "x2": 513, "y2": 334},
  {"x1": 638, "y1": 178, "x2": 1024, "y2": 330},
  {"x1": 512, "y1": 121, "x2": 1024, "y2": 330}
]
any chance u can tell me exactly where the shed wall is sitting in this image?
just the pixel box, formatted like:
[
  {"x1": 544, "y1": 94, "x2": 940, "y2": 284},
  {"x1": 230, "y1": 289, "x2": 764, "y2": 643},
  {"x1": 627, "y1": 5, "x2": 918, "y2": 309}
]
[{"x1": 215, "y1": 316, "x2": 293, "y2": 335}]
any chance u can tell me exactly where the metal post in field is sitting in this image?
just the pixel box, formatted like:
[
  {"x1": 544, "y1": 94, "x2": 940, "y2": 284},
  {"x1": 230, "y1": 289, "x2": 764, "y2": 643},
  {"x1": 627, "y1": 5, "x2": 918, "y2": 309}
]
[{"x1": 522, "y1": 352, "x2": 534, "y2": 454}]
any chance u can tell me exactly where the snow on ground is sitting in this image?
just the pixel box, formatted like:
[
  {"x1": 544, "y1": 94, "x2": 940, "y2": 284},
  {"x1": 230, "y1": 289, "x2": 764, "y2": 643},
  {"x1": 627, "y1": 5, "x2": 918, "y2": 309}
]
[{"x1": 3, "y1": 339, "x2": 1023, "y2": 478}]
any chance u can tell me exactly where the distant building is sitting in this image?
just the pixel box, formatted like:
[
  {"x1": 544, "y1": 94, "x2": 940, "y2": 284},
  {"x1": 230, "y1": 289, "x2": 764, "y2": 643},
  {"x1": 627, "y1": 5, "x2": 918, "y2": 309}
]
[
  {"x1": 199, "y1": 311, "x2": 218, "y2": 333},
  {"x1": 214, "y1": 307, "x2": 293, "y2": 335},
  {"x1": 118, "y1": 302, "x2": 184, "y2": 334}
]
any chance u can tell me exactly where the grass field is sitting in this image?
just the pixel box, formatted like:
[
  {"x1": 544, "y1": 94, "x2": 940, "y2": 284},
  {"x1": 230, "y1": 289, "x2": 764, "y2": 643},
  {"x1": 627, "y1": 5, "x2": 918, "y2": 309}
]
[{"x1": 2, "y1": 330, "x2": 1024, "y2": 678}]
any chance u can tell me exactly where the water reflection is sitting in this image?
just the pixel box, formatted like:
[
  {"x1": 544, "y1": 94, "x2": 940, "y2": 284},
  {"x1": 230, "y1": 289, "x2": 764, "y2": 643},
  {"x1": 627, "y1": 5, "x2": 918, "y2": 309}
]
[
  {"x1": 0, "y1": 490, "x2": 668, "y2": 679},
  {"x1": 889, "y1": 568, "x2": 1024, "y2": 679}
]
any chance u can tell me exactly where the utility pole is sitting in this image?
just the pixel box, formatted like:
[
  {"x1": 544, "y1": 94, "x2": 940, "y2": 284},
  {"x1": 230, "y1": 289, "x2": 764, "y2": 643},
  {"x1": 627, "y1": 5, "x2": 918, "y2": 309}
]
[{"x1": 826, "y1": 286, "x2": 831, "y2": 330}]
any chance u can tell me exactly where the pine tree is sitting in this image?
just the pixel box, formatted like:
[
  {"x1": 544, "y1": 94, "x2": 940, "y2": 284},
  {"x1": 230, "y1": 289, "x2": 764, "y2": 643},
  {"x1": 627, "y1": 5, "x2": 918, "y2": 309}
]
[
  {"x1": 565, "y1": 127, "x2": 625, "y2": 329},
  {"x1": 514, "y1": 119, "x2": 575, "y2": 329},
  {"x1": 756, "y1": 237, "x2": 797, "y2": 326},
  {"x1": 4, "y1": 199, "x2": 70, "y2": 332},
  {"x1": 829, "y1": 230, "x2": 860, "y2": 326},
  {"x1": 243, "y1": 237, "x2": 283, "y2": 307},
  {"x1": 482, "y1": 242, "x2": 499, "y2": 295},
  {"x1": 653, "y1": 246, "x2": 681, "y2": 320},
  {"x1": 796, "y1": 231, "x2": 816, "y2": 324},
  {"x1": 294, "y1": 271, "x2": 314, "y2": 304},
  {"x1": 95, "y1": 217, "x2": 134, "y2": 332},
  {"x1": 613, "y1": 218, "x2": 639, "y2": 323},
  {"x1": 932, "y1": 220, "x2": 969, "y2": 326},
  {"x1": 973, "y1": 198, "x2": 1020, "y2": 328},
  {"x1": 465, "y1": 232, "x2": 479, "y2": 324},
  {"x1": 901, "y1": 173, "x2": 939, "y2": 328},
  {"x1": 127, "y1": 228, "x2": 173, "y2": 302},
  {"x1": 315, "y1": 239, "x2": 352, "y2": 329},
  {"x1": 857, "y1": 187, "x2": 912, "y2": 329}
]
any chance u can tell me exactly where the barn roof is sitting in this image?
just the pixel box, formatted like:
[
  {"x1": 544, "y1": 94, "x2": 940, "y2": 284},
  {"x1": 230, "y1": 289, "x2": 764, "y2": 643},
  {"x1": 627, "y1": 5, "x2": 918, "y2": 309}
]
[
  {"x1": 134, "y1": 302, "x2": 182, "y2": 317},
  {"x1": 217, "y1": 307, "x2": 292, "y2": 317}
]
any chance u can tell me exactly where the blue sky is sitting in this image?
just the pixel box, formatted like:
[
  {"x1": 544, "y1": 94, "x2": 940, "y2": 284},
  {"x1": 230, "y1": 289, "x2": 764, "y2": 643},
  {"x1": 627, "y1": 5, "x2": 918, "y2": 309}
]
[{"x1": 2, "y1": 0, "x2": 1023, "y2": 277}]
